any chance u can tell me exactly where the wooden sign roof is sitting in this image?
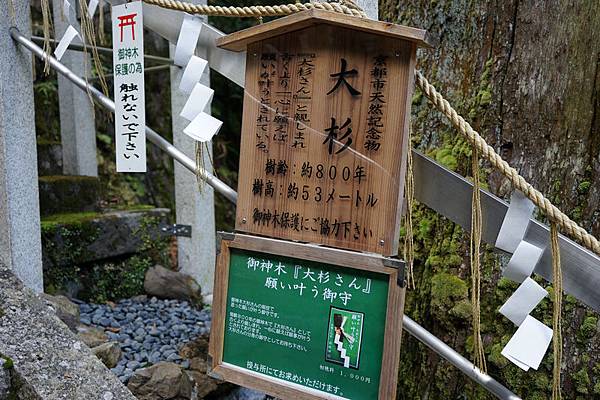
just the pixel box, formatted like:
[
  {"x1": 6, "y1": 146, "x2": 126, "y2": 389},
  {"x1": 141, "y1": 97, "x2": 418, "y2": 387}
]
[{"x1": 216, "y1": 9, "x2": 432, "y2": 52}]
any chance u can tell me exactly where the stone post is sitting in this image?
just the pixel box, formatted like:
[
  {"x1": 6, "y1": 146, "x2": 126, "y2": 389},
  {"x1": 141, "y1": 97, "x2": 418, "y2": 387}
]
[
  {"x1": 0, "y1": 0, "x2": 44, "y2": 291},
  {"x1": 170, "y1": 1, "x2": 216, "y2": 300},
  {"x1": 52, "y1": 0, "x2": 98, "y2": 177}
]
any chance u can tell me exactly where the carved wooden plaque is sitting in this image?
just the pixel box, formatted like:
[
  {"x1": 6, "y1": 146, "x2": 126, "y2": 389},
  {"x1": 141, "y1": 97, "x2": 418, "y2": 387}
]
[{"x1": 218, "y1": 11, "x2": 427, "y2": 256}]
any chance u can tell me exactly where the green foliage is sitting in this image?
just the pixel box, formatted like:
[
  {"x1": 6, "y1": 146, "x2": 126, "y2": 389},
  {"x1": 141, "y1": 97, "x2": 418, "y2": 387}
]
[
  {"x1": 578, "y1": 315, "x2": 598, "y2": 342},
  {"x1": 572, "y1": 368, "x2": 591, "y2": 394},
  {"x1": 80, "y1": 255, "x2": 152, "y2": 303},
  {"x1": 33, "y1": 78, "x2": 60, "y2": 142},
  {"x1": 0, "y1": 354, "x2": 12, "y2": 370}
]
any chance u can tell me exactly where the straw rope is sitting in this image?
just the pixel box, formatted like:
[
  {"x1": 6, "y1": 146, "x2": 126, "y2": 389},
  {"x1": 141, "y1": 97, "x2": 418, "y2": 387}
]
[
  {"x1": 470, "y1": 147, "x2": 486, "y2": 373},
  {"x1": 41, "y1": 0, "x2": 53, "y2": 74},
  {"x1": 141, "y1": 0, "x2": 368, "y2": 18},
  {"x1": 28, "y1": 0, "x2": 579, "y2": 392},
  {"x1": 551, "y1": 222, "x2": 563, "y2": 400},
  {"x1": 403, "y1": 127, "x2": 415, "y2": 290},
  {"x1": 414, "y1": 71, "x2": 599, "y2": 257}
]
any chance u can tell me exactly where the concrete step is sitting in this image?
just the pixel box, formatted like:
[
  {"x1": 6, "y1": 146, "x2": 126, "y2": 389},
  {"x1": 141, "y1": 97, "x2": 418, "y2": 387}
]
[
  {"x1": 41, "y1": 207, "x2": 170, "y2": 269},
  {"x1": 37, "y1": 140, "x2": 63, "y2": 176},
  {"x1": 38, "y1": 175, "x2": 101, "y2": 216}
]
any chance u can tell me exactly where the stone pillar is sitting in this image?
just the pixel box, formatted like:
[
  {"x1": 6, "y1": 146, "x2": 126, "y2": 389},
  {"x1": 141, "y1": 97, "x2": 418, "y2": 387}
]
[
  {"x1": 170, "y1": 2, "x2": 216, "y2": 300},
  {"x1": 0, "y1": 0, "x2": 43, "y2": 292},
  {"x1": 52, "y1": 0, "x2": 98, "y2": 177}
]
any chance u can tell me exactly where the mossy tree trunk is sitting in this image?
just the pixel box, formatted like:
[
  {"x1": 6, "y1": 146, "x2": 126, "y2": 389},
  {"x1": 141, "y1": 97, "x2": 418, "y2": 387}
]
[{"x1": 379, "y1": 1, "x2": 600, "y2": 398}]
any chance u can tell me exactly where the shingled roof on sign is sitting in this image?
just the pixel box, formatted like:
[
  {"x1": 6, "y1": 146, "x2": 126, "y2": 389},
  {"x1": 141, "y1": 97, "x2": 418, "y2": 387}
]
[{"x1": 216, "y1": 9, "x2": 432, "y2": 52}]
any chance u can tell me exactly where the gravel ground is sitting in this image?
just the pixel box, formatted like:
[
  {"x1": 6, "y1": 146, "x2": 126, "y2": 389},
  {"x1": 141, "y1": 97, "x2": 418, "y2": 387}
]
[{"x1": 79, "y1": 296, "x2": 211, "y2": 383}]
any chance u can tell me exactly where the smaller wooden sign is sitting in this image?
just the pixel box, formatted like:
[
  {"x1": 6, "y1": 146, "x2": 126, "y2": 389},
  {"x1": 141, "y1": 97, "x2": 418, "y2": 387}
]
[{"x1": 209, "y1": 233, "x2": 406, "y2": 400}]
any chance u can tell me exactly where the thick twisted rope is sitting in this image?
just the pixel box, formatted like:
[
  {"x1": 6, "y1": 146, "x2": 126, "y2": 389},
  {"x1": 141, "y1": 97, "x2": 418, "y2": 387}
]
[
  {"x1": 415, "y1": 70, "x2": 600, "y2": 257},
  {"x1": 141, "y1": 0, "x2": 368, "y2": 18}
]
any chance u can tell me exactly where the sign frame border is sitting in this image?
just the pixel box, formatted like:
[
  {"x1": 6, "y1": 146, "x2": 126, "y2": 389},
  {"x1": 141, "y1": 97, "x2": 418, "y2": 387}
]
[{"x1": 208, "y1": 232, "x2": 406, "y2": 400}]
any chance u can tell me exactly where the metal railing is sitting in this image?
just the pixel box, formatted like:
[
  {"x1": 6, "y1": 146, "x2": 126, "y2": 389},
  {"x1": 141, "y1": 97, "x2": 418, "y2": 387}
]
[{"x1": 9, "y1": 27, "x2": 519, "y2": 400}]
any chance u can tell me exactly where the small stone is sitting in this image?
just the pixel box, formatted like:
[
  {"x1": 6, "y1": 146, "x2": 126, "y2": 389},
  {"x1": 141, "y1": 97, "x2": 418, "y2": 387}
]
[
  {"x1": 127, "y1": 362, "x2": 192, "y2": 399},
  {"x1": 77, "y1": 325, "x2": 109, "y2": 348},
  {"x1": 92, "y1": 341, "x2": 122, "y2": 369},
  {"x1": 41, "y1": 294, "x2": 81, "y2": 332},
  {"x1": 127, "y1": 360, "x2": 140, "y2": 370}
]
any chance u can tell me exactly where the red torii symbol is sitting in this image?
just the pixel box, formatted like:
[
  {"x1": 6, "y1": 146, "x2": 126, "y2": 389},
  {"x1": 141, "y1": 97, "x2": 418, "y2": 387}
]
[{"x1": 118, "y1": 13, "x2": 137, "y2": 42}]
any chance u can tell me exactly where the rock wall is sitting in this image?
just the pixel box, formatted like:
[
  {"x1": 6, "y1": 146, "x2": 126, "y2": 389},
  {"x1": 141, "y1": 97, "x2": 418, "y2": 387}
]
[
  {"x1": 0, "y1": 263, "x2": 136, "y2": 399},
  {"x1": 379, "y1": 0, "x2": 600, "y2": 398}
]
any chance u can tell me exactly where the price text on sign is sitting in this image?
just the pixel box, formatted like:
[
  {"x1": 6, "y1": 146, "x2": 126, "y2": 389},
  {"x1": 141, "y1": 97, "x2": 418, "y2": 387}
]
[
  {"x1": 112, "y1": 1, "x2": 146, "y2": 172},
  {"x1": 221, "y1": 17, "x2": 424, "y2": 256},
  {"x1": 209, "y1": 234, "x2": 405, "y2": 400}
]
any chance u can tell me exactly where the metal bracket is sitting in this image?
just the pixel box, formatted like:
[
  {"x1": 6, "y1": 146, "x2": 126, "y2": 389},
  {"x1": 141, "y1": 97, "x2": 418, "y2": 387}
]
[
  {"x1": 383, "y1": 257, "x2": 406, "y2": 288},
  {"x1": 160, "y1": 224, "x2": 192, "y2": 237}
]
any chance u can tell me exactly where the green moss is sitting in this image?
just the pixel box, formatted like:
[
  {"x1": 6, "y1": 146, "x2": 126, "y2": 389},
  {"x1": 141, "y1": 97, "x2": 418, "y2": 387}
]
[
  {"x1": 434, "y1": 147, "x2": 458, "y2": 170},
  {"x1": 572, "y1": 368, "x2": 590, "y2": 394},
  {"x1": 578, "y1": 315, "x2": 598, "y2": 341},
  {"x1": 41, "y1": 211, "x2": 101, "y2": 230},
  {"x1": 0, "y1": 354, "x2": 13, "y2": 370},
  {"x1": 578, "y1": 181, "x2": 591, "y2": 194}
]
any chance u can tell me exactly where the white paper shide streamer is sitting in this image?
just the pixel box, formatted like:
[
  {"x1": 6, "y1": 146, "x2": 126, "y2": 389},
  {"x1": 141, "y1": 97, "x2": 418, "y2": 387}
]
[
  {"x1": 174, "y1": 14, "x2": 223, "y2": 142},
  {"x1": 112, "y1": 1, "x2": 146, "y2": 172},
  {"x1": 55, "y1": 0, "x2": 100, "y2": 61},
  {"x1": 496, "y1": 191, "x2": 553, "y2": 371}
]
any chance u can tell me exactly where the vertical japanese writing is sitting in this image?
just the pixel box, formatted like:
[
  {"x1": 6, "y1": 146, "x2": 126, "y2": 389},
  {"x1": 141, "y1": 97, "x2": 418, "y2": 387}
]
[
  {"x1": 112, "y1": 1, "x2": 146, "y2": 172},
  {"x1": 292, "y1": 54, "x2": 316, "y2": 149},
  {"x1": 256, "y1": 53, "x2": 276, "y2": 153},
  {"x1": 273, "y1": 53, "x2": 293, "y2": 143},
  {"x1": 364, "y1": 56, "x2": 387, "y2": 152}
]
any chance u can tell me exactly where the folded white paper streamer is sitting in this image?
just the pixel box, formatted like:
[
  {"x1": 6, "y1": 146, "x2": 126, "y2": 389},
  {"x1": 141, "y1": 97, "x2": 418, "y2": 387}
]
[
  {"x1": 180, "y1": 83, "x2": 214, "y2": 121},
  {"x1": 87, "y1": 0, "x2": 99, "y2": 17},
  {"x1": 62, "y1": 0, "x2": 74, "y2": 23},
  {"x1": 504, "y1": 354, "x2": 531, "y2": 372},
  {"x1": 179, "y1": 56, "x2": 208, "y2": 94},
  {"x1": 174, "y1": 14, "x2": 202, "y2": 66},
  {"x1": 54, "y1": 25, "x2": 80, "y2": 60},
  {"x1": 501, "y1": 315, "x2": 552, "y2": 371},
  {"x1": 499, "y1": 277, "x2": 548, "y2": 326},
  {"x1": 496, "y1": 191, "x2": 535, "y2": 253},
  {"x1": 183, "y1": 112, "x2": 222, "y2": 142},
  {"x1": 503, "y1": 241, "x2": 544, "y2": 283}
]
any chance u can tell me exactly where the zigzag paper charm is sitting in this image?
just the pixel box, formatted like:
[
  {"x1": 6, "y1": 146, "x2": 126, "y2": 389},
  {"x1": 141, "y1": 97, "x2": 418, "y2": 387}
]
[
  {"x1": 174, "y1": 14, "x2": 223, "y2": 143},
  {"x1": 497, "y1": 191, "x2": 553, "y2": 371}
]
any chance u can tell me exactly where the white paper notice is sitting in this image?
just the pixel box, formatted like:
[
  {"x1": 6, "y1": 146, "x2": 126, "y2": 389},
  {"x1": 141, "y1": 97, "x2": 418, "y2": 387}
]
[
  {"x1": 180, "y1": 83, "x2": 214, "y2": 121},
  {"x1": 183, "y1": 112, "x2": 222, "y2": 142},
  {"x1": 501, "y1": 315, "x2": 553, "y2": 371},
  {"x1": 112, "y1": 1, "x2": 146, "y2": 172},
  {"x1": 496, "y1": 191, "x2": 535, "y2": 253},
  {"x1": 173, "y1": 14, "x2": 202, "y2": 66},
  {"x1": 54, "y1": 25, "x2": 79, "y2": 60},
  {"x1": 87, "y1": 0, "x2": 99, "y2": 17},
  {"x1": 499, "y1": 277, "x2": 548, "y2": 326},
  {"x1": 503, "y1": 241, "x2": 544, "y2": 283},
  {"x1": 179, "y1": 56, "x2": 208, "y2": 94}
]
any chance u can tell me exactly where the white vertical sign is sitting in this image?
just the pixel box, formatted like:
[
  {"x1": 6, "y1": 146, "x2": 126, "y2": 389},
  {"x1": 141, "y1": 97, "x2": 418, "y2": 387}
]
[{"x1": 112, "y1": 1, "x2": 146, "y2": 172}]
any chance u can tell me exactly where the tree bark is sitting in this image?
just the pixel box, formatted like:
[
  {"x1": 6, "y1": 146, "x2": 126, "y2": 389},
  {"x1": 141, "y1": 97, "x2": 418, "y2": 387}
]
[{"x1": 379, "y1": 0, "x2": 600, "y2": 398}]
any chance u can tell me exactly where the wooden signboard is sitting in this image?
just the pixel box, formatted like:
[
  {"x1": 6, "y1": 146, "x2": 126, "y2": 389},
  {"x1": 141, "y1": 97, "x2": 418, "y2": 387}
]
[
  {"x1": 217, "y1": 10, "x2": 430, "y2": 256},
  {"x1": 209, "y1": 233, "x2": 406, "y2": 399}
]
